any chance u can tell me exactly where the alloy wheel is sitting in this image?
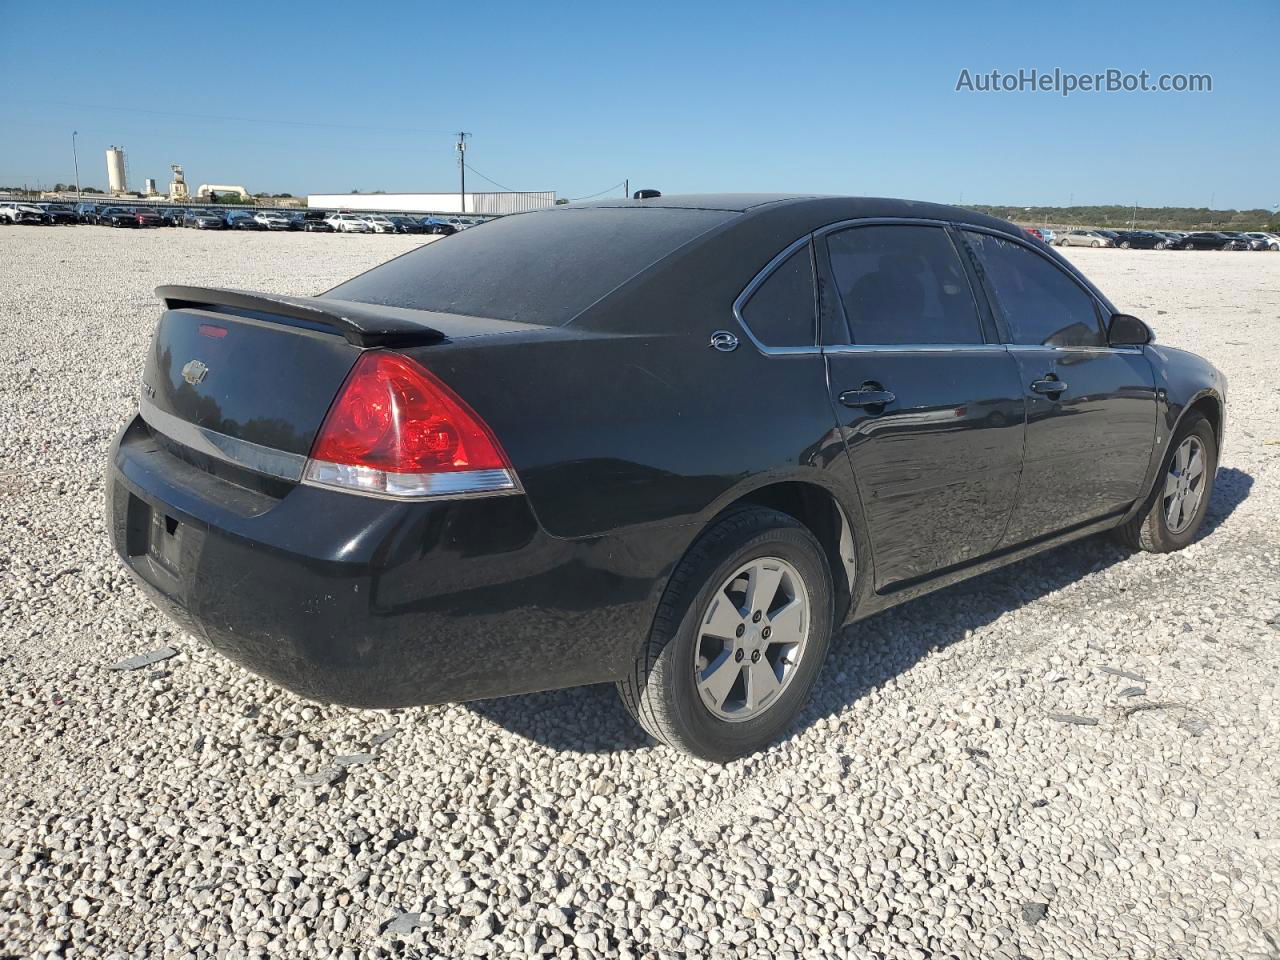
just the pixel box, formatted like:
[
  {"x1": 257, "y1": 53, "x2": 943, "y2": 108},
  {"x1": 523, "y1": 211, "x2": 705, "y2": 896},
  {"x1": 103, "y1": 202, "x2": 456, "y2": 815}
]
[
  {"x1": 1164, "y1": 435, "x2": 1207, "y2": 535},
  {"x1": 693, "y1": 557, "x2": 811, "y2": 722}
]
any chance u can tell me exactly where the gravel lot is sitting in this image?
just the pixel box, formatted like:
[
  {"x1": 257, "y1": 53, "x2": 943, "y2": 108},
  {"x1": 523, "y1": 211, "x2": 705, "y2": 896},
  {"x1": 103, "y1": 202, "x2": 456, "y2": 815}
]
[{"x1": 1, "y1": 226, "x2": 1277, "y2": 960}]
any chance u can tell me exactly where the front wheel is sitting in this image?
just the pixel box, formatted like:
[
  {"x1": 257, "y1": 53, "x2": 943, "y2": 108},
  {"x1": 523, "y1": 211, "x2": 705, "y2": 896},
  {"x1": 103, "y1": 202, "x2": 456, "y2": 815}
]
[
  {"x1": 1120, "y1": 240, "x2": 1131, "y2": 249},
  {"x1": 1115, "y1": 413, "x2": 1216, "y2": 553},
  {"x1": 1155, "y1": 241, "x2": 1166, "y2": 250},
  {"x1": 1091, "y1": 240, "x2": 1101, "y2": 247},
  {"x1": 618, "y1": 507, "x2": 835, "y2": 762}
]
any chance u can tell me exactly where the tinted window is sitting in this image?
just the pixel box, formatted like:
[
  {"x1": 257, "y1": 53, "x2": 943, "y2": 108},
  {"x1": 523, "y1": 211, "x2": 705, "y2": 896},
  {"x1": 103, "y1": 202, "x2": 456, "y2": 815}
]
[
  {"x1": 326, "y1": 207, "x2": 735, "y2": 325},
  {"x1": 825, "y1": 225, "x2": 982, "y2": 345},
  {"x1": 739, "y1": 244, "x2": 816, "y2": 347},
  {"x1": 965, "y1": 232, "x2": 1104, "y2": 347}
]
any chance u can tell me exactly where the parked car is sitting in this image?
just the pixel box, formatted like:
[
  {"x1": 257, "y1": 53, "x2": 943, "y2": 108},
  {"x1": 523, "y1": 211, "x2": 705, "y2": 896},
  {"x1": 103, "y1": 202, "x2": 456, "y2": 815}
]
[
  {"x1": 1221, "y1": 232, "x2": 1268, "y2": 251},
  {"x1": 1154, "y1": 231, "x2": 1187, "y2": 246},
  {"x1": 325, "y1": 213, "x2": 371, "y2": 233},
  {"x1": 1180, "y1": 232, "x2": 1245, "y2": 251},
  {"x1": 420, "y1": 217, "x2": 457, "y2": 235},
  {"x1": 299, "y1": 212, "x2": 334, "y2": 232},
  {"x1": 74, "y1": 202, "x2": 100, "y2": 223},
  {"x1": 37, "y1": 203, "x2": 78, "y2": 225},
  {"x1": 226, "y1": 211, "x2": 265, "y2": 231},
  {"x1": 1113, "y1": 231, "x2": 1169, "y2": 250},
  {"x1": 159, "y1": 207, "x2": 186, "y2": 228},
  {"x1": 253, "y1": 211, "x2": 293, "y2": 231},
  {"x1": 183, "y1": 209, "x2": 226, "y2": 229},
  {"x1": 132, "y1": 207, "x2": 165, "y2": 228},
  {"x1": 359, "y1": 214, "x2": 399, "y2": 234},
  {"x1": 1056, "y1": 229, "x2": 1113, "y2": 248},
  {"x1": 388, "y1": 216, "x2": 426, "y2": 234},
  {"x1": 106, "y1": 193, "x2": 1226, "y2": 761},
  {"x1": 0, "y1": 202, "x2": 51, "y2": 224},
  {"x1": 1024, "y1": 227, "x2": 1044, "y2": 241},
  {"x1": 95, "y1": 206, "x2": 140, "y2": 227},
  {"x1": 1237, "y1": 232, "x2": 1278, "y2": 251},
  {"x1": 445, "y1": 216, "x2": 480, "y2": 231}
]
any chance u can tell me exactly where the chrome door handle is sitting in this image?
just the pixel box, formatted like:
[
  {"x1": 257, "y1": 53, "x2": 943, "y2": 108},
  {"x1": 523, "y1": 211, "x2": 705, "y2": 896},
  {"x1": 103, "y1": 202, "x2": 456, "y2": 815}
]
[
  {"x1": 839, "y1": 387, "x2": 896, "y2": 408},
  {"x1": 1031, "y1": 378, "x2": 1067, "y2": 395}
]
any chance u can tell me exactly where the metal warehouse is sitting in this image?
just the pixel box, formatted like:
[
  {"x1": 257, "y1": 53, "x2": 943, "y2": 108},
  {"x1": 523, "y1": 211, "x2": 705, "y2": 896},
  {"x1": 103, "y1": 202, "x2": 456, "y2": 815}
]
[{"x1": 306, "y1": 191, "x2": 557, "y2": 215}]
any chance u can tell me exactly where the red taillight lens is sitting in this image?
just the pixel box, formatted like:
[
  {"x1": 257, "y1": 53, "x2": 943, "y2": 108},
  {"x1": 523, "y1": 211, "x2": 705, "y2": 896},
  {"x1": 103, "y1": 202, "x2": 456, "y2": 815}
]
[{"x1": 303, "y1": 351, "x2": 516, "y2": 499}]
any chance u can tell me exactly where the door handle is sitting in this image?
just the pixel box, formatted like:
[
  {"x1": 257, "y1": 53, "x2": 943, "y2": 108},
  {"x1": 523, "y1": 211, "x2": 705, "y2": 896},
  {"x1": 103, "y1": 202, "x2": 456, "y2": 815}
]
[
  {"x1": 839, "y1": 386, "x2": 896, "y2": 408},
  {"x1": 1030, "y1": 377, "x2": 1067, "y2": 395}
]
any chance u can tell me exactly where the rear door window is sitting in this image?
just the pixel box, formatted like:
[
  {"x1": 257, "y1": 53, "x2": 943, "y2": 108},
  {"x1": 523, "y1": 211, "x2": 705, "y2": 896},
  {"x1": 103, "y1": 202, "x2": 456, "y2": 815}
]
[
  {"x1": 738, "y1": 244, "x2": 816, "y2": 348},
  {"x1": 824, "y1": 225, "x2": 984, "y2": 345},
  {"x1": 964, "y1": 232, "x2": 1104, "y2": 347}
]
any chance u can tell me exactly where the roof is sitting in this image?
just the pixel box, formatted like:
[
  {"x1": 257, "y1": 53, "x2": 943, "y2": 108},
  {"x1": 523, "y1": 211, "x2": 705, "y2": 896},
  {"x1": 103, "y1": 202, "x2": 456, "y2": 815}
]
[{"x1": 570, "y1": 193, "x2": 1017, "y2": 233}]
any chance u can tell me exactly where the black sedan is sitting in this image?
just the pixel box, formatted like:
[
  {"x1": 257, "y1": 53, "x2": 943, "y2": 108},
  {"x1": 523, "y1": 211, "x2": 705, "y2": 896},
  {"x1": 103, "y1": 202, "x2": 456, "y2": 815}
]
[
  {"x1": 225, "y1": 212, "x2": 265, "y2": 230},
  {"x1": 39, "y1": 203, "x2": 79, "y2": 225},
  {"x1": 96, "y1": 207, "x2": 139, "y2": 227},
  {"x1": 1113, "y1": 231, "x2": 1169, "y2": 250},
  {"x1": 106, "y1": 194, "x2": 1226, "y2": 761},
  {"x1": 420, "y1": 217, "x2": 458, "y2": 235},
  {"x1": 388, "y1": 215, "x2": 427, "y2": 234},
  {"x1": 1180, "y1": 232, "x2": 1244, "y2": 251}
]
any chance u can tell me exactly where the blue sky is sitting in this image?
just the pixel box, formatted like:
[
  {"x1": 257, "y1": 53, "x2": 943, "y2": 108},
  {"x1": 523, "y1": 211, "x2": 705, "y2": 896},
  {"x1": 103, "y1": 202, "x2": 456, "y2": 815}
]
[{"x1": 2, "y1": 0, "x2": 1276, "y2": 209}]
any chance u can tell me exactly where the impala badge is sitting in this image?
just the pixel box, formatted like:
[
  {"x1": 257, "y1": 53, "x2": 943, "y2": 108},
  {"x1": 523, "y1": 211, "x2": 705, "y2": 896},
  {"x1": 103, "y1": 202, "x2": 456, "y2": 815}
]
[
  {"x1": 182, "y1": 359, "x2": 209, "y2": 385},
  {"x1": 709, "y1": 331, "x2": 740, "y2": 353}
]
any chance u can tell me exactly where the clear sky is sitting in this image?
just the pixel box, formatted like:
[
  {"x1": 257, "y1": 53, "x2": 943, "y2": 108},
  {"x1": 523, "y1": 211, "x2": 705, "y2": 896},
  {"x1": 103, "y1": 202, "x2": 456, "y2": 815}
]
[{"x1": 2, "y1": 0, "x2": 1276, "y2": 209}]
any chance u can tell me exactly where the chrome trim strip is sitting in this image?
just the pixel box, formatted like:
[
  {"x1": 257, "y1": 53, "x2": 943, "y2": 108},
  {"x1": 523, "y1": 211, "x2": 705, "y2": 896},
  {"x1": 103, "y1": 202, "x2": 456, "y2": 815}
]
[
  {"x1": 1004, "y1": 344, "x2": 1143, "y2": 354},
  {"x1": 824, "y1": 343, "x2": 1005, "y2": 355},
  {"x1": 301, "y1": 462, "x2": 523, "y2": 501},
  {"x1": 813, "y1": 216, "x2": 953, "y2": 237},
  {"x1": 140, "y1": 397, "x2": 307, "y2": 482}
]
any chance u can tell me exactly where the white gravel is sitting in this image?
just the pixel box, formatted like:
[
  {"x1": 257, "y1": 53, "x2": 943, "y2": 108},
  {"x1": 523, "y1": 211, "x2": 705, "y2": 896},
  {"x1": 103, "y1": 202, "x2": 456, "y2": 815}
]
[{"x1": 1, "y1": 227, "x2": 1278, "y2": 959}]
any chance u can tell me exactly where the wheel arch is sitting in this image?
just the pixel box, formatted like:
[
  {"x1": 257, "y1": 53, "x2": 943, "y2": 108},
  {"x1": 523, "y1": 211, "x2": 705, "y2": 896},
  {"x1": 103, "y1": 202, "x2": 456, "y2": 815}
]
[{"x1": 710, "y1": 480, "x2": 860, "y2": 623}]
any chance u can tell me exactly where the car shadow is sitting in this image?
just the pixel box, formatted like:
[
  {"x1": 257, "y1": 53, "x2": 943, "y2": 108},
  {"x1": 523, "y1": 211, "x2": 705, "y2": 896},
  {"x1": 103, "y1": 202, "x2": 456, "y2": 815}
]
[{"x1": 465, "y1": 467, "x2": 1252, "y2": 756}]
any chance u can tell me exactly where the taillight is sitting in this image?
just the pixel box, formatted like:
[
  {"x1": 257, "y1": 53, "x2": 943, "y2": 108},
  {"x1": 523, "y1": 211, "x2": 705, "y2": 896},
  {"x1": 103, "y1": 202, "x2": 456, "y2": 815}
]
[{"x1": 303, "y1": 351, "x2": 518, "y2": 499}]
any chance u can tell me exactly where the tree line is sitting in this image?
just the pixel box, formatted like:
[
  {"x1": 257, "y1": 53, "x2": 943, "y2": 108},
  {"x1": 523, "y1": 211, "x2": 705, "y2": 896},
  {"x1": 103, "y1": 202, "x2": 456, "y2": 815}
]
[{"x1": 966, "y1": 204, "x2": 1279, "y2": 232}]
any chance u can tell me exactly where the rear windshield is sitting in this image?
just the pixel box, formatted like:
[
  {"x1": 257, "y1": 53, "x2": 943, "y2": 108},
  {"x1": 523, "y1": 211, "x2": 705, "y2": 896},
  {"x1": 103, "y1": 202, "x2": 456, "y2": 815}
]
[{"x1": 324, "y1": 207, "x2": 736, "y2": 325}]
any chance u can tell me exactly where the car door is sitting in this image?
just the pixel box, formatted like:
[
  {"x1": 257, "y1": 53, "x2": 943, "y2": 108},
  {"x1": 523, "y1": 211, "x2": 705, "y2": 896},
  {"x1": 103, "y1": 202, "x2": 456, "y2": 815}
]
[
  {"x1": 961, "y1": 229, "x2": 1158, "y2": 545},
  {"x1": 818, "y1": 221, "x2": 1027, "y2": 590}
]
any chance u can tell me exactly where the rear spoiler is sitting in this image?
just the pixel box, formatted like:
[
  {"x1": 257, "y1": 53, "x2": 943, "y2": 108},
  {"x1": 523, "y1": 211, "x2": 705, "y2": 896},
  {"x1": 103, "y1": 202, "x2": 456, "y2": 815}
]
[{"x1": 155, "y1": 285, "x2": 447, "y2": 349}]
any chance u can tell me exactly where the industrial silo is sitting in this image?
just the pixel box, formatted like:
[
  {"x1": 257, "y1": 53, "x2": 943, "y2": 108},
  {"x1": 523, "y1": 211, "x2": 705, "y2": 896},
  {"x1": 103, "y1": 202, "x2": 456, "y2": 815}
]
[{"x1": 106, "y1": 146, "x2": 127, "y2": 194}]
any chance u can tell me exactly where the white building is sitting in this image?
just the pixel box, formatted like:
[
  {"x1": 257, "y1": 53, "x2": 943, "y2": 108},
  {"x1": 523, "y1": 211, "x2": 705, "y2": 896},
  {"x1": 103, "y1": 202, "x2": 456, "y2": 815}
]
[{"x1": 306, "y1": 191, "x2": 556, "y2": 215}]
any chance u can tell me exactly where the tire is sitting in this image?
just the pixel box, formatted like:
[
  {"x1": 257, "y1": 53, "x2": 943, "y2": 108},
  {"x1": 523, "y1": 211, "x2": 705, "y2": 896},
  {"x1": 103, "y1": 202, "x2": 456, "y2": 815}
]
[
  {"x1": 1114, "y1": 412, "x2": 1216, "y2": 553},
  {"x1": 1091, "y1": 240, "x2": 1101, "y2": 247},
  {"x1": 1120, "y1": 241, "x2": 1131, "y2": 249},
  {"x1": 617, "y1": 507, "x2": 835, "y2": 762},
  {"x1": 1155, "y1": 241, "x2": 1166, "y2": 250}
]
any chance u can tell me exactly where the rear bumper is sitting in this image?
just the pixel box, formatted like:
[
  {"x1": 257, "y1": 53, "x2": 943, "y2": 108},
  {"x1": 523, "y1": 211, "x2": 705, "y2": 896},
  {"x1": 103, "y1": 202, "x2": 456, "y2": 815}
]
[{"x1": 106, "y1": 416, "x2": 669, "y2": 708}]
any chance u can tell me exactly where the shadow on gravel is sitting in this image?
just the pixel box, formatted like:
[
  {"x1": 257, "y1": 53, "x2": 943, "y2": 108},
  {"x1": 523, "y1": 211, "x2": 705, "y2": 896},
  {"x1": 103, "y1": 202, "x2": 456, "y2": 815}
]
[{"x1": 467, "y1": 468, "x2": 1253, "y2": 756}]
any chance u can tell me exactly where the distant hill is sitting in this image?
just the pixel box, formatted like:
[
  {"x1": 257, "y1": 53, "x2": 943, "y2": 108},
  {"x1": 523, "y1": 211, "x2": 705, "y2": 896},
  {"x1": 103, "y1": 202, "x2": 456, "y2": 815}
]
[{"x1": 963, "y1": 204, "x2": 1278, "y2": 232}]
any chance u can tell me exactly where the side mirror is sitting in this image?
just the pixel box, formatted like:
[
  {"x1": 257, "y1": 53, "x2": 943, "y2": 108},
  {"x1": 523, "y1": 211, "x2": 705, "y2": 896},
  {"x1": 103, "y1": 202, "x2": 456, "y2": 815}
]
[{"x1": 1108, "y1": 313, "x2": 1152, "y2": 346}]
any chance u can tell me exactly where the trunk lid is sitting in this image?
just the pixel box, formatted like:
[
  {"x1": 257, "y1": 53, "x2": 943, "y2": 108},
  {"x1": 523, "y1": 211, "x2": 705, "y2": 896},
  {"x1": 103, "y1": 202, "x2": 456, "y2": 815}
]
[{"x1": 140, "y1": 286, "x2": 548, "y2": 482}]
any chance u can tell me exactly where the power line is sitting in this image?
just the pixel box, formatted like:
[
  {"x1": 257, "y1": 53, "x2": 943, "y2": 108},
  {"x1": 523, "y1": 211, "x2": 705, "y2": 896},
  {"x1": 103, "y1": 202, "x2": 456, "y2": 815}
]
[
  {"x1": 568, "y1": 181, "x2": 627, "y2": 202},
  {"x1": 463, "y1": 162, "x2": 522, "y2": 193}
]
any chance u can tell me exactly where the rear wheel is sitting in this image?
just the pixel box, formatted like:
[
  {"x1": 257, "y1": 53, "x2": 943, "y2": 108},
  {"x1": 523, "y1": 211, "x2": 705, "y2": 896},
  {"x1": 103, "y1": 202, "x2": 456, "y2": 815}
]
[
  {"x1": 1120, "y1": 240, "x2": 1131, "y2": 249},
  {"x1": 618, "y1": 507, "x2": 835, "y2": 762},
  {"x1": 1115, "y1": 413, "x2": 1216, "y2": 552},
  {"x1": 1091, "y1": 240, "x2": 1101, "y2": 247}
]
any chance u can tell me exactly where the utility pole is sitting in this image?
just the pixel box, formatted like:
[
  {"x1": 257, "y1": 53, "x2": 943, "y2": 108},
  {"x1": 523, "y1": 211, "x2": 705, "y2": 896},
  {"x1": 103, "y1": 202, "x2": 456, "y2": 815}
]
[
  {"x1": 624, "y1": 178, "x2": 629, "y2": 199},
  {"x1": 72, "y1": 131, "x2": 81, "y2": 200},
  {"x1": 456, "y1": 132, "x2": 470, "y2": 214}
]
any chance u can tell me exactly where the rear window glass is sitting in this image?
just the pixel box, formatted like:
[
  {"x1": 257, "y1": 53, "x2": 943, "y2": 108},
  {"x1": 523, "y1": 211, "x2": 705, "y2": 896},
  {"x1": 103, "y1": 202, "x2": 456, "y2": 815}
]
[{"x1": 324, "y1": 207, "x2": 735, "y2": 325}]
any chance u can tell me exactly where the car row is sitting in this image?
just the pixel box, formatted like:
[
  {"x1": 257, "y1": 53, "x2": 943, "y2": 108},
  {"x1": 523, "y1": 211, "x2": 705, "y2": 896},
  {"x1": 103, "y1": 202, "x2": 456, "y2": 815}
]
[
  {"x1": 0, "y1": 201, "x2": 480, "y2": 236},
  {"x1": 1045, "y1": 227, "x2": 1280, "y2": 251}
]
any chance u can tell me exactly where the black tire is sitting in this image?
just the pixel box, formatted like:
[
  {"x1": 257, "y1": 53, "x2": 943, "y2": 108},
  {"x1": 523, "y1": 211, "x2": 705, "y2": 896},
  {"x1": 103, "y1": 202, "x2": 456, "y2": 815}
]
[
  {"x1": 1120, "y1": 241, "x2": 1131, "y2": 249},
  {"x1": 618, "y1": 507, "x2": 834, "y2": 762},
  {"x1": 1114, "y1": 413, "x2": 1216, "y2": 553}
]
